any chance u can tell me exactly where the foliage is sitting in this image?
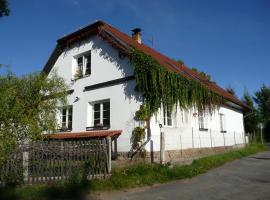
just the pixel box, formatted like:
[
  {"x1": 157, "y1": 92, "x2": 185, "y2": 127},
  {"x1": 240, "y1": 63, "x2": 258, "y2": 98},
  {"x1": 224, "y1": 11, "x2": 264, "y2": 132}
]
[
  {"x1": 0, "y1": 70, "x2": 68, "y2": 164},
  {"x1": 191, "y1": 67, "x2": 211, "y2": 81},
  {"x1": 73, "y1": 67, "x2": 83, "y2": 80},
  {"x1": 134, "y1": 104, "x2": 151, "y2": 121},
  {"x1": 0, "y1": 0, "x2": 9, "y2": 17},
  {"x1": 254, "y1": 84, "x2": 270, "y2": 123},
  {"x1": 242, "y1": 90, "x2": 259, "y2": 133},
  {"x1": 130, "y1": 49, "x2": 223, "y2": 116},
  {"x1": 0, "y1": 144, "x2": 266, "y2": 200},
  {"x1": 254, "y1": 84, "x2": 270, "y2": 141},
  {"x1": 130, "y1": 127, "x2": 146, "y2": 149}
]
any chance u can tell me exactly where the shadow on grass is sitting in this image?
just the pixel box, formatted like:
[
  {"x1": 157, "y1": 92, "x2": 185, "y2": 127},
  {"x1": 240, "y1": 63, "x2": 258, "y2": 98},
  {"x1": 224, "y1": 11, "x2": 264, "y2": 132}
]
[{"x1": 0, "y1": 177, "x2": 92, "y2": 200}]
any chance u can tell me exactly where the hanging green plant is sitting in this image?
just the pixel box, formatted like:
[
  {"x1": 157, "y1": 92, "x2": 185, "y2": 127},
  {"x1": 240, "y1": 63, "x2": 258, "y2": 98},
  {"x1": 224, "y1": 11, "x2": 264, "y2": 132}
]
[{"x1": 130, "y1": 49, "x2": 224, "y2": 116}]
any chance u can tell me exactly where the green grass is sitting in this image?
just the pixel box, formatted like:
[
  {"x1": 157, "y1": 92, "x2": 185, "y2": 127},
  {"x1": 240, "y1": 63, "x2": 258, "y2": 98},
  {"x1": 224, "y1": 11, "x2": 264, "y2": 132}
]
[{"x1": 0, "y1": 143, "x2": 267, "y2": 200}]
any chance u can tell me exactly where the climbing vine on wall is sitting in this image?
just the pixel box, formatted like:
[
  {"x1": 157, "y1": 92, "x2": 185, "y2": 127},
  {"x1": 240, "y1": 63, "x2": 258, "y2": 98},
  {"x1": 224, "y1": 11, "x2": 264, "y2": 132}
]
[
  {"x1": 130, "y1": 49, "x2": 224, "y2": 117},
  {"x1": 128, "y1": 49, "x2": 224, "y2": 156}
]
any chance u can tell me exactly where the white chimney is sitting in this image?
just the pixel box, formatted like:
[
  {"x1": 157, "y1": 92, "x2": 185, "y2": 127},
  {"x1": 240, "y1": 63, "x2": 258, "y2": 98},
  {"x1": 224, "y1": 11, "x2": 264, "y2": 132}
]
[{"x1": 131, "y1": 28, "x2": 142, "y2": 44}]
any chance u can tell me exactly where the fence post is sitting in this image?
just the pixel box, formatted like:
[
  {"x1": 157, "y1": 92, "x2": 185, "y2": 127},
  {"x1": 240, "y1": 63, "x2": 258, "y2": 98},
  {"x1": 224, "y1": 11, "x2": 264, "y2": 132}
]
[
  {"x1": 180, "y1": 134, "x2": 183, "y2": 157},
  {"x1": 234, "y1": 132, "x2": 236, "y2": 146},
  {"x1": 23, "y1": 141, "x2": 29, "y2": 183},
  {"x1": 150, "y1": 139, "x2": 154, "y2": 163},
  {"x1": 210, "y1": 129, "x2": 213, "y2": 148},
  {"x1": 160, "y1": 131, "x2": 165, "y2": 164},
  {"x1": 106, "y1": 136, "x2": 111, "y2": 174},
  {"x1": 222, "y1": 131, "x2": 226, "y2": 148},
  {"x1": 192, "y1": 127, "x2": 194, "y2": 148}
]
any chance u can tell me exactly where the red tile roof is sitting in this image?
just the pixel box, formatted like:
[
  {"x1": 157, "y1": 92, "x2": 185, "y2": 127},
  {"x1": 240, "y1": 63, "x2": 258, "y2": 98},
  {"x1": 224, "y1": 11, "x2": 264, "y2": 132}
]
[
  {"x1": 46, "y1": 130, "x2": 122, "y2": 139},
  {"x1": 43, "y1": 20, "x2": 249, "y2": 110}
]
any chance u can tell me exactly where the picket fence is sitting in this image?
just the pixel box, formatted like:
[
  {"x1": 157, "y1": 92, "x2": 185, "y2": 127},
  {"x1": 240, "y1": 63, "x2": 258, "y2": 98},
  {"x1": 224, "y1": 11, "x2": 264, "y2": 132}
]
[{"x1": 0, "y1": 138, "x2": 111, "y2": 186}]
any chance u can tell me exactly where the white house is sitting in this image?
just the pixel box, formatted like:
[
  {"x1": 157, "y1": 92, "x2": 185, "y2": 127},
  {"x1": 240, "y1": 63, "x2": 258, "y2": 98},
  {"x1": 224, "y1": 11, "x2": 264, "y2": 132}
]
[{"x1": 43, "y1": 20, "x2": 249, "y2": 161}]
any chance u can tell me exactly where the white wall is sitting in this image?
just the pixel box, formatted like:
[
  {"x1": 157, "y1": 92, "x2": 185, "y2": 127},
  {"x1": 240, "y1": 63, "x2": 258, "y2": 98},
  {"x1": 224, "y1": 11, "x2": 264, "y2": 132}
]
[
  {"x1": 48, "y1": 35, "x2": 246, "y2": 153},
  {"x1": 48, "y1": 36, "x2": 142, "y2": 152},
  {"x1": 144, "y1": 105, "x2": 245, "y2": 152}
]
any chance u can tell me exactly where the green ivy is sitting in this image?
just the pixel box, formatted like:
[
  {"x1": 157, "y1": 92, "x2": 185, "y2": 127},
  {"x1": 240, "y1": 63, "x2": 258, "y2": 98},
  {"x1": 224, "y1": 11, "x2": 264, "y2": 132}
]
[{"x1": 130, "y1": 49, "x2": 223, "y2": 116}]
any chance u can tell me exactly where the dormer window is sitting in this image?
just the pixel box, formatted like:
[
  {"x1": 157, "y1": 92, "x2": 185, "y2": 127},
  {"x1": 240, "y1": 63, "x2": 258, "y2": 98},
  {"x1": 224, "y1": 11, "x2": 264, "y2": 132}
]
[{"x1": 74, "y1": 52, "x2": 91, "y2": 79}]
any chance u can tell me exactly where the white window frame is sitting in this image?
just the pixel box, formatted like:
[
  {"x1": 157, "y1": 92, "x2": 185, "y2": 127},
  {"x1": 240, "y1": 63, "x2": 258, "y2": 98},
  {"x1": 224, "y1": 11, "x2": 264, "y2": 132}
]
[
  {"x1": 163, "y1": 107, "x2": 172, "y2": 127},
  {"x1": 60, "y1": 105, "x2": 72, "y2": 131},
  {"x1": 91, "y1": 100, "x2": 110, "y2": 128},
  {"x1": 219, "y1": 113, "x2": 226, "y2": 133},
  {"x1": 73, "y1": 51, "x2": 91, "y2": 78},
  {"x1": 198, "y1": 114, "x2": 208, "y2": 131}
]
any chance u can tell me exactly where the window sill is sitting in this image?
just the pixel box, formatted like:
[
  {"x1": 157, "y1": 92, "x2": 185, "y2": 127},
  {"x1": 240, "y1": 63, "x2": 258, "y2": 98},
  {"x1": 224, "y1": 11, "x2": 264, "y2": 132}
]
[
  {"x1": 86, "y1": 126, "x2": 110, "y2": 131},
  {"x1": 199, "y1": 128, "x2": 208, "y2": 132},
  {"x1": 71, "y1": 74, "x2": 91, "y2": 81},
  {"x1": 57, "y1": 128, "x2": 72, "y2": 132}
]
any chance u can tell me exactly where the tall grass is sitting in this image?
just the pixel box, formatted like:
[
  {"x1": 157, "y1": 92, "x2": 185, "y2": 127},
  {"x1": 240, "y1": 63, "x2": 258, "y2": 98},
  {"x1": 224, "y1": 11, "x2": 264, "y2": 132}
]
[{"x1": 0, "y1": 143, "x2": 267, "y2": 200}]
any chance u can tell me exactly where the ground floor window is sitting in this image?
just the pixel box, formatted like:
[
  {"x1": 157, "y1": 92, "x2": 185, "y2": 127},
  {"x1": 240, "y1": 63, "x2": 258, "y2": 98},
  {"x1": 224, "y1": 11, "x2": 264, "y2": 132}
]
[
  {"x1": 219, "y1": 113, "x2": 226, "y2": 132},
  {"x1": 198, "y1": 114, "x2": 208, "y2": 131},
  {"x1": 61, "y1": 105, "x2": 72, "y2": 130},
  {"x1": 163, "y1": 107, "x2": 172, "y2": 126},
  {"x1": 93, "y1": 100, "x2": 110, "y2": 128}
]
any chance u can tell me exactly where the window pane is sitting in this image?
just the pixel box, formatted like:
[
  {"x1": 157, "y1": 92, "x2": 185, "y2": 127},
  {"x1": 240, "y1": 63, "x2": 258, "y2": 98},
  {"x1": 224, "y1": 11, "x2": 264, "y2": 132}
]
[
  {"x1": 77, "y1": 57, "x2": 83, "y2": 64},
  {"x1": 68, "y1": 106, "x2": 72, "y2": 129},
  {"x1": 103, "y1": 101, "x2": 110, "y2": 126},
  {"x1": 94, "y1": 104, "x2": 100, "y2": 112},
  {"x1": 103, "y1": 110, "x2": 110, "y2": 119},
  {"x1": 62, "y1": 108, "x2": 67, "y2": 128},
  {"x1": 103, "y1": 102, "x2": 110, "y2": 110},
  {"x1": 94, "y1": 119, "x2": 100, "y2": 126},
  {"x1": 85, "y1": 54, "x2": 91, "y2": 75},
  {"x1": 103, "y1": 118, "x2": 110, "y2": 126},
  {"x1": 94, "y1": 103, "x2": 101, "y2": 126},
  {"x1": 167, "y1": 110, "x2": 172, "y2": 126},
  {"x1": 94, "y1": 111, "x2": 100, "y2": 119}
]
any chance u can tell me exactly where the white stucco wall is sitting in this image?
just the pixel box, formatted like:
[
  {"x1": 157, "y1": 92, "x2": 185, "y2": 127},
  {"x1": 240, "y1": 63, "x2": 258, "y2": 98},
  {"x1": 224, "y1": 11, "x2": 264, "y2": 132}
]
[
  {"x1": 144, "y1": 105, "x2": 245, "y2": 152},
  {"x1": 48, "y1": 35, "x2": 246, "y2": 153}
]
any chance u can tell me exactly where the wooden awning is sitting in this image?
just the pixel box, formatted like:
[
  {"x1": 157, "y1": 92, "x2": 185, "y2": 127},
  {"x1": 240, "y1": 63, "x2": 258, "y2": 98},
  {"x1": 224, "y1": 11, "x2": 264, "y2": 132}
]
[{"x1": 46, "y1": 130, "x2": 122, "y2": 139}]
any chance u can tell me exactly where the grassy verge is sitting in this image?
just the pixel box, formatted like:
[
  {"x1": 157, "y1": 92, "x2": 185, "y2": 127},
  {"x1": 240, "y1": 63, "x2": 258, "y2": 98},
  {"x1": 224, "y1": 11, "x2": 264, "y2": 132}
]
[{"x1": 0, "y1": 143, "x2": 267, "y2": 200}]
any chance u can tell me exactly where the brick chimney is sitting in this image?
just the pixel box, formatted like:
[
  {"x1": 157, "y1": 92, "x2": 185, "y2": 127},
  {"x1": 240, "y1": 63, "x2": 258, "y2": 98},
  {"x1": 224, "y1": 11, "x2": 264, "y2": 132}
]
[{"x1": 131, "y1": 28, "x2": 142, "y2": 44}]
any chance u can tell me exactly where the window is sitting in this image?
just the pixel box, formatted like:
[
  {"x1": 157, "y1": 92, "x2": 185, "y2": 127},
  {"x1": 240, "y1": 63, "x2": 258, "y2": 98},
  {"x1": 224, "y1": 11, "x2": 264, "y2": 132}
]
[
  {"x1": 93, "y1": 101, "x2": 110, "y2": 128},
  {"x1": 219, "y1": 113, "x2": 226, "y2": 133},
  {"x1": 163, "y1": 107, "x2": 172, "y2": 126},
  {"x1": 198, "y1": 114, "x2": 208, "y2": 131},
  {"x1": 74, "y1": 52, "x2": 91, "y2": 79},
  {"x1": 61, "y1": 106, "x2": 72, "y2": 130}
]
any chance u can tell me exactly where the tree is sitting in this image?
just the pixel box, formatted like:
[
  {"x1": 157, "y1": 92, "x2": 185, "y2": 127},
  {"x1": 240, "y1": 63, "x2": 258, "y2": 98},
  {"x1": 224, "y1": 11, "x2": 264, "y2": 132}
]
[
  {"x1": 0, "y1": 70, "x2": 68, "y2": 163},
  {"x1": 254, "y1": 84, "x2": 270, "y2": 141},
  {"x1": 226, "y1": 85, "x2": 237, "y2": 97},
  {"x1": 242, "y1": 90, "x2": 259, "y2": 133},
  {"x1": 0, "y1": 0, "x2": 10, "y2": 17}
]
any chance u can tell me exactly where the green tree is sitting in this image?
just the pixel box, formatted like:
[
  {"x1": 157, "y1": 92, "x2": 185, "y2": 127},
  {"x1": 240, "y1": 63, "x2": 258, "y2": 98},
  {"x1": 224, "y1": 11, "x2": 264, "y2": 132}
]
[
  {"x1": 0, "y1": 0, "x2": 9, "y2": 17},
  {"x1": 0, "y1": 70, "x2": 68, "y2": 163},
  {"x1": 254, "y1": 84, "x2": 270, "y2": 141},
  {"x1": 242, "y1": 90, "x2": 259, "y2": 133}
]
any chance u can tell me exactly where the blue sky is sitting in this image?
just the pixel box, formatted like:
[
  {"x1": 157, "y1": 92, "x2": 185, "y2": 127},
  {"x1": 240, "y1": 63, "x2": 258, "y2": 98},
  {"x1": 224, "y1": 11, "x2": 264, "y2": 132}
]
[{"x1": 1, "y1": 0, "x2": 269, "y2": 98}]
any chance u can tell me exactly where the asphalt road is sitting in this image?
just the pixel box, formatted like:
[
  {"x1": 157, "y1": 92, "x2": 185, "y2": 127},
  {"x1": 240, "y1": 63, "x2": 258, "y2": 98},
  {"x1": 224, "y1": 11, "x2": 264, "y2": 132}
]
[{"x1": 94, "y1": 150, "x2": 270, "y2": 200}]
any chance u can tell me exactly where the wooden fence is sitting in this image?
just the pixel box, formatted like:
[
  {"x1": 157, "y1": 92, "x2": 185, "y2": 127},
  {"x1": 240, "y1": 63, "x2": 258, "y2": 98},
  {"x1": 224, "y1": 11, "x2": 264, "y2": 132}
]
[{"x1": 0, "y1": 138, "x2": 111, "y2": 186}]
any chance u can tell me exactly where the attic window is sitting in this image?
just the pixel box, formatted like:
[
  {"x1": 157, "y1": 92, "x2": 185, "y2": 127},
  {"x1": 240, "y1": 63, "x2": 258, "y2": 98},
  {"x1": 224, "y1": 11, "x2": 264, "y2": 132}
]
[{"x1": 74, "y1": 52, "x2": 91, "y2": 79}]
